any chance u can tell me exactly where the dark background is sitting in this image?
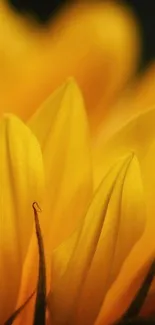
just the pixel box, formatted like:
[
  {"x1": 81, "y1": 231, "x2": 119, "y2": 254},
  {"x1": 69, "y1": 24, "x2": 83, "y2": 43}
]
[
  {"x1": 7, "y1": 0, "x2": 72, "y2": 22},
  {"x1": 124, "y1": 0, "x2": 155, "y2": 70},
  {"x1": 7, "y1": 0, "x2": 155, "y2": 70}
]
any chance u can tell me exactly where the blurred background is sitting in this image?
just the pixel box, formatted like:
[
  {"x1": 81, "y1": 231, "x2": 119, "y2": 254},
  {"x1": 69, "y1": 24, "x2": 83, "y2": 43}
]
[
  {"x1": 2, "y1": 0, "x2": 155, "y2": 131},
  {"x1": 7, "y1": 0, "x2": 155, "y2": 71}
]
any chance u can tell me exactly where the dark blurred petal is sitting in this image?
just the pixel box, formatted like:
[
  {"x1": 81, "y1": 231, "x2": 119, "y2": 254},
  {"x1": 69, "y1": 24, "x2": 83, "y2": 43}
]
[
  {"x1": 115, "y1": 260, "x2": 155, "y2": 325},
  {"x1": 123, "y1": 260, "x2": 155, "y2": 319},
  {"x1": 116, "y1": 317, "x2": 155, "y2": 324}
]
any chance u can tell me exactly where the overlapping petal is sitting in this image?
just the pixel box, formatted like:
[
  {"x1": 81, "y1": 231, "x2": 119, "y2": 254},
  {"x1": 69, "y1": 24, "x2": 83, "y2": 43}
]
[
  {"x1": 14, "y1": 80, "x2": 93, "y2": 325},
  {"x1": 93, "y1": 106, "x2": 155, "y2": 251},
  {"x1": 94, "y1": 62, "x2": 155, "y2": 141},
  {"x1": 92, "y1": 107, "x2": 155, "y2": 323},
  {"x1": 0, "y1": 114, "x2": 44, "y2": 323},
  {"x1": 29, "y1": 79, "x2": 93, "y2": 248},
  {"x1": 95, "y1": 233, "x2": 155, "y2": 325},
  {"x1": 48, "y1": 153, "x2": 146, "y2": 325},
  {"x1": 93, "y1": 107, "x2": 155, "y2": 188}
]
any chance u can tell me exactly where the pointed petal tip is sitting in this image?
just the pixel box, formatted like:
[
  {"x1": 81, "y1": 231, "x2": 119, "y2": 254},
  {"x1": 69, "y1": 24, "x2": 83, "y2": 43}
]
[
  {"x1": 116, "y1": 151, "x2": 135, "y2": 168},
  {"x1": 62, "y1": 77, "x2": 84, "y2": 101},
  {"x1": 118, "y1": 152, "x2": 141, "y2": 173},
  {"x1": 0, "y1": 109, "x2": 44, "y2": 324},
  {"x1": 0, "y1": 113, "x2": 22, "y2": 124},
  {"x1": 0, "y1": 113, "x2": 25, "y2": 137},
  {"x1": 47, "y1": 76, "x2": 87, "y2": 130},
  {"x1": 65, "y1": 76, "x2": 78, "y2": 87},
  {"x1": 0, "y1": 111, "x2": 41, "y2": 146},
  {"x1": 51, "y1": 77, "x2": 81, "y2": 98}
]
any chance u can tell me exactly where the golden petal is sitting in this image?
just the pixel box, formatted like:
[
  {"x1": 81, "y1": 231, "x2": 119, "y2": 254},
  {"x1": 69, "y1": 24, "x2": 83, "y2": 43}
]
[
  {"x1": 93, "y1": 107, "x2": 155, "y2": 188},
  {"x1": 15, "y1": 80, "x2": 93, "y2": 324},
  {"x1": 29, "y1": 79, "x2": 93, "y2": 249},
  {"x1": 0, "y1": 114, "x2": 44, "y2": 323},
  {"x1": 48, "y1": 153, "x2": 145, "y2": 325},
  {"x1": 95, "y1": 234, "x2": 155, "y2": 325}
]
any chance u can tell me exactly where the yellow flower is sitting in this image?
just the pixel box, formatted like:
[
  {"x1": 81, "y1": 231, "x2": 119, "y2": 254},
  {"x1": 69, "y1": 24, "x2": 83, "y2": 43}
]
[
  {"x1": 1, "y1": 80, "x2": 155, "y2": 325},
  {"x1": 0, "y1": 1, "x2": 139, "y2": 134}
]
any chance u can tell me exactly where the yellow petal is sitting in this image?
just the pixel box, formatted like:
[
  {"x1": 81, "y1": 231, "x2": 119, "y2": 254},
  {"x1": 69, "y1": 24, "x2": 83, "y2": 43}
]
[
  {"x1": 29, "y1": 79, "x2": 93, "y2": 249},
  {"x1": 141, "y1": 141, "x2": 155, "y2": 232},
  {"x1": 95, "y1": 233, "x2": 155, "y2": 325},
  {"x1": 16, "y1": 80, "x2": 93, "y2": 324},
  {"x1": 1, "y1": 2, "x2": 139, "y2": 134},
  {"x1": 0, "y1": 115, "x2": 44, "y2": 323},
  {"x1": 93, "y1": 107, "x2": 155, "y2": 188},
  {"x1": 94, "y1": 62, "x2": 155, "y2": 141},
  {"x1": 48, "y1": 153, "x2": 145, "y2": 325},
  {"x1": 93, "y1": 107, "x2": 155, "y2": 237},
  {"x1": 17, "y1": 80, "x2": 93, "y2": 325}
]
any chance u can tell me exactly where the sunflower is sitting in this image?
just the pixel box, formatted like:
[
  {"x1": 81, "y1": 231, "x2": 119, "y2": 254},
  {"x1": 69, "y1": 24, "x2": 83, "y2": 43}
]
[
  {"x1": 1, "y1": 1, "x2": 155, "y2": 325},
  {"x1": 1, "y1": 80, "x2": 155, "y2": 325}
]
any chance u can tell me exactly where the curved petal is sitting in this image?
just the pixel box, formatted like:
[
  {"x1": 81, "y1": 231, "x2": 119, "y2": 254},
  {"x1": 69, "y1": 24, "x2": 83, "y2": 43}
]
[
  {"x1": 15, "y1": 80, "x2": 93, "y2": 324},
  {"x1": 95, "y1": 62, "x2": 155, "y2": 142},
  {"x1": 95, "y1": 233, "x2": 155, "y2": 325},
  {"x1": 0, "y1": 115, "x2": 44, "y2": 323},
  {"x1": 93, "y1": 107, "x2": 155, "y2": 238},
  {"x1": 93, "y1": 107, "x2": 155, "y2": 188},
  {"x1": 1, "y1": 2, "x2": 139, "y2": 134},
  {"x1": 92, "y1": 108, "x2": 155, "y2": 323},
  {"x1": 48, "y1": 153, "x2": 146, "y2": 325},
  {"x1": 141, "y1": 141, "x2": 155, "y2": 232},
  {"x1": 29, "y1": 79, "x2": 93, "y2": 248}
]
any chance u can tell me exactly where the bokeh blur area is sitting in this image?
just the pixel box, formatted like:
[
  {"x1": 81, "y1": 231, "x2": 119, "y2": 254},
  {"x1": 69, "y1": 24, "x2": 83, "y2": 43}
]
[
  {"x1": 6, "y1": 0, "x2": 155, "y2": 69},
  {"x1": 1, "y1": 0, "x2": 155, "y2": 134}
]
